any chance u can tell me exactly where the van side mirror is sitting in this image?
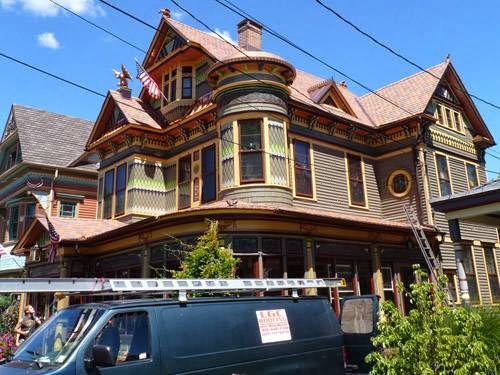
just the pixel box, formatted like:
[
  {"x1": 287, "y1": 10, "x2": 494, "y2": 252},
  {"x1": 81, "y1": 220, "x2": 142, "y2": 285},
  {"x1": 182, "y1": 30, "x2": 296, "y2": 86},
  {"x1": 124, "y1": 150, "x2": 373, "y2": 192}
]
[{"x1": 92, "y1": 345, "x2": 115, "y2": 367}]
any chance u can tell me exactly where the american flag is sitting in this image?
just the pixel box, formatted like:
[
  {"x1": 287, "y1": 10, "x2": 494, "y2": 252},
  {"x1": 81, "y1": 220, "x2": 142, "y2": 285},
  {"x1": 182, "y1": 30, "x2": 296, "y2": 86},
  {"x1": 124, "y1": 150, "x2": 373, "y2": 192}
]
[
  {"x1": 135, "y1": 59, "x2": 161, "y2": 100},
  {"x1": 46, "y1": 215, "x2": 60, "y2": 263}
]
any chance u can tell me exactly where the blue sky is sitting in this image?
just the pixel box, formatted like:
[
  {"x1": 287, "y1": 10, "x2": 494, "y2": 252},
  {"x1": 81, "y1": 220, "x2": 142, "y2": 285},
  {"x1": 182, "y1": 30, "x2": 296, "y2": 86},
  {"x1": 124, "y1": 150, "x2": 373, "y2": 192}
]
[{"x1": 1, "y1": 0, "x2": 500, "y2": 178}]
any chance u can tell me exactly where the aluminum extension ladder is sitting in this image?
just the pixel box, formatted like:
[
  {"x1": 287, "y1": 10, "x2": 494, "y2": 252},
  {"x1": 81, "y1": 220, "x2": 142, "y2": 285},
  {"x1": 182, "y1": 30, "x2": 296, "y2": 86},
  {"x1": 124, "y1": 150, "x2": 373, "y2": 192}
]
[
  {"x1": 403, "y1": 205, "x2": 453, "y2": 304},
  {"x1": 0, "y1": 277, "x2": 346, "y2": 303}
]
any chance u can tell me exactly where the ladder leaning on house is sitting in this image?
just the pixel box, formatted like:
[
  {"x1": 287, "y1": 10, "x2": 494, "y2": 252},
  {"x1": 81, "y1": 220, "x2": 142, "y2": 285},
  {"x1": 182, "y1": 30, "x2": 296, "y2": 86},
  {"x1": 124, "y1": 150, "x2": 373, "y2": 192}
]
[{"x1": 403, "y1": 205, "x2": 454, "y2": 305}]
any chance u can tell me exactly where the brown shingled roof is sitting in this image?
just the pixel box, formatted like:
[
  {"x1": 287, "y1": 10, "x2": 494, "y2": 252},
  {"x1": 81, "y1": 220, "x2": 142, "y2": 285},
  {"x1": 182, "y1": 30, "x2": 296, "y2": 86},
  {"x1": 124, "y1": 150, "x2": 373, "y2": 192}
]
[
  {"x1": 38, "y1": 216, "x2": 127, "y2": 241},
  {"x1": 110, "y1": 91, "x2": 163, "y2": 130},
  {"x1": 358, "y1": 61, "x2": 448, "y2": 126},
  {"x1": 167, "y1": 18, "x2": 236, "y2": 61}
]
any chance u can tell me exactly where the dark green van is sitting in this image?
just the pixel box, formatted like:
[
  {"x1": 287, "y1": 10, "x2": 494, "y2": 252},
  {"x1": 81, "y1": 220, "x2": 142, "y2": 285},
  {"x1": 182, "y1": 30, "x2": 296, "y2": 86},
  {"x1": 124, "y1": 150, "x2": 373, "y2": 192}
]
[{"x1": 1, "y1": 295, "x2": 378, "y2": 374}]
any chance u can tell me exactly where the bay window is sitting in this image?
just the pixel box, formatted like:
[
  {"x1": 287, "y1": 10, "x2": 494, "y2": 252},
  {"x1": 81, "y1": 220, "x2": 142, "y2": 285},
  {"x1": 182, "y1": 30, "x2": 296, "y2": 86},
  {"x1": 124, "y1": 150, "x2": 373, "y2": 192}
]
[
  {"x1": 103, "y1": 169, "x2": 114, "y2": 219},
  {"x1": 115, "y1": 163, "x2": 127, "y2": 216},
  {"x1": 201, "y1": 145, "x2": 216, "y2": 203},
  {"x1": 178, "y1": 155, "x2": 191, "y2": 209},
  {"x1": 239, "y1": 119, "x2": 264, "y2": 183},
  {"x1": 293, "y1": 140, "x2": 312, "y2": 197}
]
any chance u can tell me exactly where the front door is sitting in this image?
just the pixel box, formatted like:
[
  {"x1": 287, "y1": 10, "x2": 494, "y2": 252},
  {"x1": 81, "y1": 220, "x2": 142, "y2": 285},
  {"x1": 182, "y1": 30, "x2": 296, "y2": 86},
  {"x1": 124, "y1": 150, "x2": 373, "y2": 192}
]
[{"x1": 340, "y1": 295, "x2": 379, "y2": 374}]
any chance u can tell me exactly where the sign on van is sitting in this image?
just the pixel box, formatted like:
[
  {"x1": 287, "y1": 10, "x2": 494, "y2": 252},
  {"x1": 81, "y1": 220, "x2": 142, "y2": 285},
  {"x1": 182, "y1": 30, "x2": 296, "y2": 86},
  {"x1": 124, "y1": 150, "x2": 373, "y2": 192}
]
[{"x1": 256, "y1": 309, "x2": 292, "y2": 344}]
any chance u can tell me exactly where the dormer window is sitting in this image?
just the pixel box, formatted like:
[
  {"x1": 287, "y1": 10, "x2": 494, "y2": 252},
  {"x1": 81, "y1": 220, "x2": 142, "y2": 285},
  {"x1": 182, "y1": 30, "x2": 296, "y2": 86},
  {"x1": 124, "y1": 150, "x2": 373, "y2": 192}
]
[{"x1": 435, "y1": 102, "x2": 463, "y2": 133}]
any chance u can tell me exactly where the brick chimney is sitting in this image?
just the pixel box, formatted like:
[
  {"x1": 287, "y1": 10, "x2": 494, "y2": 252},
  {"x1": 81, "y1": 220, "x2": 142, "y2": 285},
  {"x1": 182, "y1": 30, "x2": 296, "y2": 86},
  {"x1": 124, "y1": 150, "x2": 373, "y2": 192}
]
[{"x1": 237, "y1": 19, "x2": 262, "y2": 51}]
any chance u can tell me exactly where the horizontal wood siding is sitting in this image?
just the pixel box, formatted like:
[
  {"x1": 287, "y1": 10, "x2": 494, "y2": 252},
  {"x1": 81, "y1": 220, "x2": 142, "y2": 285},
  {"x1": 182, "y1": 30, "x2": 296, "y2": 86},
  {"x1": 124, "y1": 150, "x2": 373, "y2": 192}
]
[
  {"x1": 78, "y1": 197, "x2": 97, "y2": 219},
  {"x1": 375, "y1": 151, "x2": 420, "y2": 222},
  {"x1": 477, "y1": 165, "x2": 488, "y2": 184},
  {"x1": 426, "y1": 148, "x2": 498, "y2": 269},
  {"x1": 439, "y1": 242, "x2": 456, "y2": 270},
  {"x1": 293, "y1": 145, "x2": 382, "y2": 218},
  {"x1": 459, "y1": 221, "x2": 498, "y2": 243},
  {"x1": 473, "y1": 245, "x2": 492, "y2": 304}
]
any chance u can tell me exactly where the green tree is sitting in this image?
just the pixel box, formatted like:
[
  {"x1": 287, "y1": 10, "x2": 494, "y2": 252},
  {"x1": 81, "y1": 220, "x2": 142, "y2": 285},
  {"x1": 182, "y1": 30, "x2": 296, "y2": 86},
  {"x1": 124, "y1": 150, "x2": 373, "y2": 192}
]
[
  {"x1": 172, "y1": 220, "x2": 239, "y2": 279},
  {"x1": 366, "y1": 265, "x2": 495, "y2": 375}
]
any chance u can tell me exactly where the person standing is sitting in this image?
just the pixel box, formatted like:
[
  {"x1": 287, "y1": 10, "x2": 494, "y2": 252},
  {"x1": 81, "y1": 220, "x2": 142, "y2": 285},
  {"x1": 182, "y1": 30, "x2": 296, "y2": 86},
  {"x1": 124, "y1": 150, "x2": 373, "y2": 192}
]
[{"x1": 15, "y1": 305, "x2": 42, "y2": 344}]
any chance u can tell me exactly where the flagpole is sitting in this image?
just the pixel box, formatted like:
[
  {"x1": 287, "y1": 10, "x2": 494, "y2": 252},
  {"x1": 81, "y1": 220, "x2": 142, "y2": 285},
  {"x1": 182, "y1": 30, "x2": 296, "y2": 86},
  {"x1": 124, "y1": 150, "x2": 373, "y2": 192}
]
[{"x1": 134, "y1": 58, "x2": 169, "y2": 103}]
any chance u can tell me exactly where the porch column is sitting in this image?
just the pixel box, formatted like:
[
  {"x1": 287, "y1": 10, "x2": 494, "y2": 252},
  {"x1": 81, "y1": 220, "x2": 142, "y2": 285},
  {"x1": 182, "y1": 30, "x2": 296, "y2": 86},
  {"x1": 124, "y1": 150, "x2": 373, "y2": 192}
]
[
  {"x1": 56, "y1": 259, "x2": 70, "y2": 311},
  {"x1": 453, "y1": 242, "x2": 470, "y2": 305},
  {"x1": 304, "y1": 238, "x2": 317, "y2": 295},
  {"x1": 371, "y1": 245, "x2": 385, "y2": 303},
  {"x1": 141, "y1": 244, "x2": 151, "y2": 278}
]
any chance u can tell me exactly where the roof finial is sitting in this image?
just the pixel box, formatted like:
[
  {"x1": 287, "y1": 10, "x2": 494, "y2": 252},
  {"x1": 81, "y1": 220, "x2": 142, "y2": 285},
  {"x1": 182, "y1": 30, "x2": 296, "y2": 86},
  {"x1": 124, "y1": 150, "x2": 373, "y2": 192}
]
[
  {"x1": 445, "y1": 53, "x2": 451, "y2": 62},
  {"x1": 161, "y1": 8, "x2": 171, "y2": 18}
]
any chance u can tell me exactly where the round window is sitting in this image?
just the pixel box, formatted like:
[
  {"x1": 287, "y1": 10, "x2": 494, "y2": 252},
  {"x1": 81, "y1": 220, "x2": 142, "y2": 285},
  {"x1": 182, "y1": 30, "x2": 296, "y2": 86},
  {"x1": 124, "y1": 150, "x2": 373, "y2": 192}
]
[{"x1": 387, "y1": 170, "x2": 412, "y2": 198}]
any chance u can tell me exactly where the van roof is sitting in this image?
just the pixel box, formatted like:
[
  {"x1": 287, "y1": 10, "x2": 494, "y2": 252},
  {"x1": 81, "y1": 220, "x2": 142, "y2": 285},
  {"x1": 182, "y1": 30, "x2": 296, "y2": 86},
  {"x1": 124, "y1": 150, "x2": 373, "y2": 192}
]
[{"x1": 66, "y1": 295, "x2": 328, "y2": 310}]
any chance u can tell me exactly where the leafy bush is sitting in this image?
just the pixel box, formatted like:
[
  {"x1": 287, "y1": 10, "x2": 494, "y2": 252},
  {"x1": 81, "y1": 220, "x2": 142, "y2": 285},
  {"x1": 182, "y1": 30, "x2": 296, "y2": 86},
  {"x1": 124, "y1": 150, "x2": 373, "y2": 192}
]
[
  {"x1": 474, "y1": 306, "x2": 500, "y2": 372},
  {"x1": 172, "y1": 220, "x2": 239, "y2": 279},
  {"x1": 366, "y1": 265, "x2": 494, "y2": 375}
]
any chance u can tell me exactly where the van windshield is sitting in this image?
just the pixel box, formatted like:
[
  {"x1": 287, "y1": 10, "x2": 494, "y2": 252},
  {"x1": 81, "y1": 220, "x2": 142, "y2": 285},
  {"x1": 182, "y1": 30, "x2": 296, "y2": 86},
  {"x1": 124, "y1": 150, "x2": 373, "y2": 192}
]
[{"x1": 14, "y1": 307, "x2": 103, "y2": 366}]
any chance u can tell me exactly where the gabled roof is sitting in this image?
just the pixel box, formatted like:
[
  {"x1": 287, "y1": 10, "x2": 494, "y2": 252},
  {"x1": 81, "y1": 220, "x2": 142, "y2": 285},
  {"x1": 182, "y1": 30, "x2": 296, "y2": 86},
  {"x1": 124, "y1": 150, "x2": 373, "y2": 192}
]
[
  {"x1": 358, "y1": 61, "x2": 449, "y2": 126},
  {"x1": 87, "y1": 91, "x2": 164, "y2": 147},
  {"x1": 3, "y1": 105, "x2": 94, "y2": 168}
]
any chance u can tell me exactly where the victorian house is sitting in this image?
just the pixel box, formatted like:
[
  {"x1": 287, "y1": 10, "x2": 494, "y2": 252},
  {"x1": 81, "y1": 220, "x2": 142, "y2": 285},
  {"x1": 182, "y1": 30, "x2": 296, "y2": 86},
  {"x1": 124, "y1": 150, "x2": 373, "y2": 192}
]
[
  {"x1": 15, "y1": 11, "x2": 499, "y2": 313},
  {"x1": 0, "y1": 105, "x2": 98, "y2": 304}
]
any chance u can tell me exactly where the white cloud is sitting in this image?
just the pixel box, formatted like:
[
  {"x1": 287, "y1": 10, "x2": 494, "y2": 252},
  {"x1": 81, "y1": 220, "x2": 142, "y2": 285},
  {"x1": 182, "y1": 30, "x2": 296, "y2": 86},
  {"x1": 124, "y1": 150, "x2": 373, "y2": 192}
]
[
  {"x1": 208, "y1": 28, "x2": 236, "y2": 45},
  {"x1": 2, "y1": 0, "x2": 104, "y2": 17},
  {"x1": 37, "y1": 32, "x2": 60, "y2": 49},
  {"x1": 171, "y1": 10, "x2": 183, "y2": 20},
  {"x1": 0, "y1": 0, "x2": 15, "y2": 9}
]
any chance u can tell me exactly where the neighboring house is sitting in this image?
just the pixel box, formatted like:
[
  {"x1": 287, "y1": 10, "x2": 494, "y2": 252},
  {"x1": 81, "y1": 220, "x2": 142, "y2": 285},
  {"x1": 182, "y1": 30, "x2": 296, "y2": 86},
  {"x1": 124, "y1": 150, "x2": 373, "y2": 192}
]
[
  {"x1": 431, "y1": 179, "x2": 500, "y2": 304},
  {"x1": 0, "y1": 105, "x2": 98, "y2": 291},
  {"x1": 15, "y1": 12, "x2": 499, "y2": 312}
]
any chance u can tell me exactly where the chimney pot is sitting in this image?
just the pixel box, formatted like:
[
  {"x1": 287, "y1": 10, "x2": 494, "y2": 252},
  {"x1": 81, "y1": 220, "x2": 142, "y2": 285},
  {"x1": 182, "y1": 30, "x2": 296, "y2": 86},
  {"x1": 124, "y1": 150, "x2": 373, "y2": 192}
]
[{"x1": 237, "y1": 19, "x2": 262, "y2": 51}]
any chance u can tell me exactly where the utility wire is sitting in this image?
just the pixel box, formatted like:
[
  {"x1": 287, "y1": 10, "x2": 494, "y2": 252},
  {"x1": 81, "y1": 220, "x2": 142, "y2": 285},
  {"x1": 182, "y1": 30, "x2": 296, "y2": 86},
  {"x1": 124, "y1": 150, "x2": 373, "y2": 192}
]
[
  {"x1": 213, "y1": 0, "x2": 416, "y2": 118},
  {"x1": 314, "y1": 0, "x2": 500, "y2": 112},
  {"x1": 3, "y1": 36, "x2": 500, "y2": 182},
  {"x1": 0, "y1": 51, "x2": 105, "y2": 98},
  {"x1": 95, "y1": 0, "x2": 500, "y2": 180},
  {"x1": 3, "y1": 2, "x2": 498, "y2": 179},
  {"x1": 48, "y1": 0, "x2": 147, "y2": 54}
]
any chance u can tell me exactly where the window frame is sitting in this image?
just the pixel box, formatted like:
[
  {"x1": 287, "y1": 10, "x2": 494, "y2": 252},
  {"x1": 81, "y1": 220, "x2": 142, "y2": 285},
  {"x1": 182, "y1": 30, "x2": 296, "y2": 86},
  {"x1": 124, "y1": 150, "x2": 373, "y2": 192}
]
[
  {"x1": 293, "y1": 139, "x2": 313, "y2": 198},
  {"x1": 434, "y1": 153, "x2": 453, "y2": 196},
  {"x1": 201, "y1": 144, "x2": 217, "y2": 203},
  {"x1": 162, "y1": 67, "x2": 178, "y2": 106},
  {"x1": 465, "y1": 162, "x2": 480, "y2": 190},
  {"x1": 460, "y1": 246, "x2": 480, "y2": 304},
  {"x1": 387, "y1": 169, "x2": 412, "y2": 198},
  {"x1": 103, "y1": 169, "x2": 115, "y2": 219},
  {"x1": 59, "y1": 201, "x2": 77, "y2": 218},
  {"x1": 345, "y1": 153, "x2": 367, "y2": 208},
  {"x1": 238, "y1": 118, "x2": 265, "y2": 184},
  {"x1": 484, "y1": 246, "x2": 500, "y2": 303},
  {"x1": 178, "y1": 154, "x2": 192, "y2": 209},
  {"x1": 434, "y1": 101, "x2": 465, "y2": 134},
  {"x1": 114, "y1": 163, "x2": 127, "y2": 217},
  {"x1": 8, "y1": 205, "x2": 19, "y2": 241},
  {"x1": 181, "y1": 66, "x2": 193, "y2": 99}
]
